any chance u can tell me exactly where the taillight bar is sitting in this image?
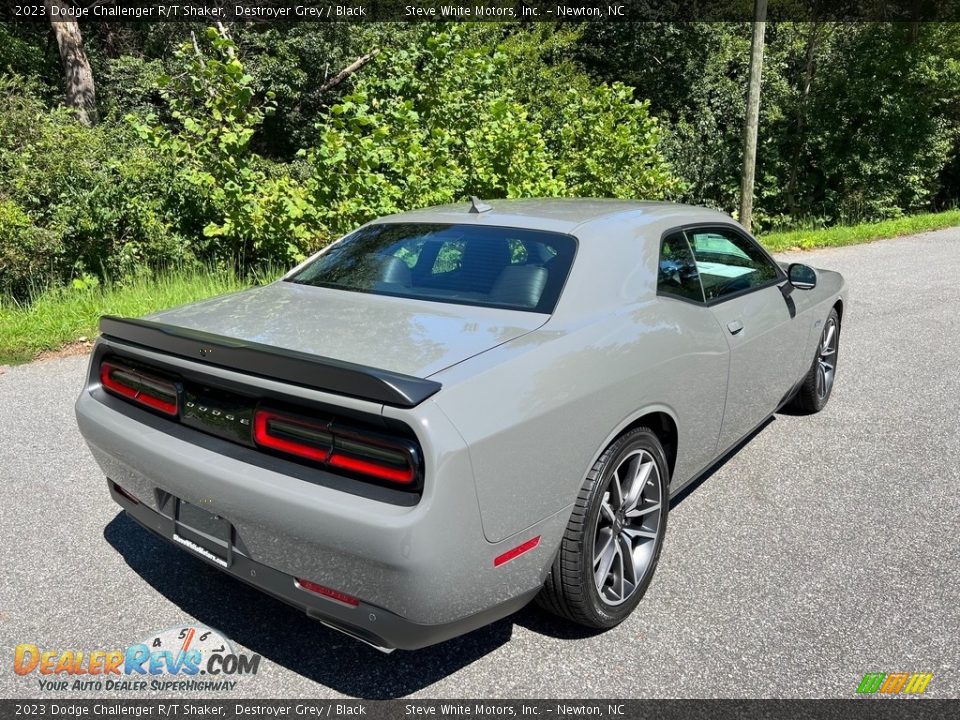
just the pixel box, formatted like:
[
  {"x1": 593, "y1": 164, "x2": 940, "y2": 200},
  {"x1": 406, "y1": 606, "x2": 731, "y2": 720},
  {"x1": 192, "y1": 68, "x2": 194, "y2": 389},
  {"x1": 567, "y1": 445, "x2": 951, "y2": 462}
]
[
  {"x1": 100, "y1": 361, "x2": 178, "y2": 417},
  {"x1": 253, "y1": 408, "x2": 417, "y2": 486},
  {"x1": 328, "y1": 452, "x2": 414, "y2": 485},
  {"x1": 96, "y1": 356, "x2": 422, "y2": 490},
  {"x1": 253, "y1": 410, "x2": 332, "y2": 463}
]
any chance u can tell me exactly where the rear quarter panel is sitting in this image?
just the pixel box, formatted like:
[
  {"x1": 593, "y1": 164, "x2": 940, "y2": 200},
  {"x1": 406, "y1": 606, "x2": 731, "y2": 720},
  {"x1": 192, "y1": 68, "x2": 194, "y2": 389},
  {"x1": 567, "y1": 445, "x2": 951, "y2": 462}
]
[{"x1": 430, "y1": 218, "x2": 730, "y2": 543}]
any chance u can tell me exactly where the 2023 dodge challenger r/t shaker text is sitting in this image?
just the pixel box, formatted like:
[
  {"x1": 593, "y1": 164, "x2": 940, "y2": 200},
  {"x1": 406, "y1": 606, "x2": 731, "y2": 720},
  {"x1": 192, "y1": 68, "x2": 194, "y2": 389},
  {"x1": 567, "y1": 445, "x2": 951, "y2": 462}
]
[{"x1": 75, "y1": 199, "x2": 846, "y2": 652}]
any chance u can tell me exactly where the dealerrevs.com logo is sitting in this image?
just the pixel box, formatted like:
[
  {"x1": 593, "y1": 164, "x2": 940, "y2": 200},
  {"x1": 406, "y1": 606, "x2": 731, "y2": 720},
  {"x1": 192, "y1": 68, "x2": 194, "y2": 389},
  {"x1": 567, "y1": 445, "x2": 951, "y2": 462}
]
[
  {"x1": 856, "y1": 672, "x2": 934, "y2": 696},
  {"x1": 14, "y1": 626, "x2": 261, "y2": 693}
]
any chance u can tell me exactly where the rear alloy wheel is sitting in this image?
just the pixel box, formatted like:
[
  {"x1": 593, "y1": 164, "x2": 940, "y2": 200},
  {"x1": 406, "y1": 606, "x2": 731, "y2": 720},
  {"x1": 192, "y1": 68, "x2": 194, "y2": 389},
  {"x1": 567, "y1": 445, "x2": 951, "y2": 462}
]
[
  {"x1": 792, "y1": 308, "x2": 840, "y2": 413},
  {"x1": 537, "y1": 427, "x2": 669, "y2": 629}
]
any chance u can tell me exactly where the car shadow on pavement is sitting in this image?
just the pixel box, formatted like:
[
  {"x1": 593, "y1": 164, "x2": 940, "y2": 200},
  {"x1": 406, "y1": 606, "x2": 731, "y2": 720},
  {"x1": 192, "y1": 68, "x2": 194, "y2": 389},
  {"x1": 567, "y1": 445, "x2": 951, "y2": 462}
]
[{"x1": 104, "y1": 513, "x2": 581, "y2": 698}]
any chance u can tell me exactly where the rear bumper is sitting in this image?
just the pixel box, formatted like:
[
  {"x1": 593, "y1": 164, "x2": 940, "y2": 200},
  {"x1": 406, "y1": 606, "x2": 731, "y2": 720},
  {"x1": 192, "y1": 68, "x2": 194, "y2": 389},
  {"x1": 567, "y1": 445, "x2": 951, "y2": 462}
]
[
  {"x1": 76, "y1": 373, "x2": 568, "y2": 649},
  {"x1": 111, "y1": 480, "x2": 537, "y2": 651}
]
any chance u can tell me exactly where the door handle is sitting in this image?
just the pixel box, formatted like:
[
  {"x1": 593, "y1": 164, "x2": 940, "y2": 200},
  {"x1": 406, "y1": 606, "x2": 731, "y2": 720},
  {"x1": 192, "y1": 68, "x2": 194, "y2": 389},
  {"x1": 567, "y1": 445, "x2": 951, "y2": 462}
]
[{"x1": 727, "y1": 320, "x2": 744, "y2": 335}]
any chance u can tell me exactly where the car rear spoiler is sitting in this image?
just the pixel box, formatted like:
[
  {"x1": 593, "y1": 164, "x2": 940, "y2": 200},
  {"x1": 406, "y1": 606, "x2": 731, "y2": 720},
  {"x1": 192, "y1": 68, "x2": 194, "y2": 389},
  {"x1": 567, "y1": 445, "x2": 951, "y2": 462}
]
[{"x1": 98, "y1": 316, "x2": 442, "y2": 408}]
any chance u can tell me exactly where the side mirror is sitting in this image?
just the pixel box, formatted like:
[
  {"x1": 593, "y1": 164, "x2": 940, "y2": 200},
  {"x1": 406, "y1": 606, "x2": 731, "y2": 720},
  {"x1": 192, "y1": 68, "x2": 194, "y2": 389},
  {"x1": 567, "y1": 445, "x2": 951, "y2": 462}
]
[{"x1": 788, "y1": 263, "x2": 817, "y2": 290}]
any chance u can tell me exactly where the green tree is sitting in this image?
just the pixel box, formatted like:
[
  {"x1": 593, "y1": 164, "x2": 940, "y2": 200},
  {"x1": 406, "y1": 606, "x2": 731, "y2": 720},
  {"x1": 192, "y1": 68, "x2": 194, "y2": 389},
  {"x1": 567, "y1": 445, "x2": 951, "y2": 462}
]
[
  {"x1": 307, "y1": 25, "x2": 679, "y2": 238},
  {"x1": 132, "y1": 27, "x2": 323, "y2": 267}
]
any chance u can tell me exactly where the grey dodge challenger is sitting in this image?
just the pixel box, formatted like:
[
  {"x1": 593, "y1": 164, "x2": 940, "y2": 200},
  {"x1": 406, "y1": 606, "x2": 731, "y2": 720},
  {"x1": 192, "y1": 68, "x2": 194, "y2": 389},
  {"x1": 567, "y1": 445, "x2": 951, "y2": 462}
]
[{"x1": 75, "y1": 199, "x2": 846, "y2": 651}]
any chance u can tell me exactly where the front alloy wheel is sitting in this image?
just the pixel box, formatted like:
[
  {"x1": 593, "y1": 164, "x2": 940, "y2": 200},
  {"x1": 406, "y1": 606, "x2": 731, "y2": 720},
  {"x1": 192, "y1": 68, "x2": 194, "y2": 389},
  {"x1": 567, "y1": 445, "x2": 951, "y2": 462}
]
[
  {"x1": 792, "y1": 307, "x2": 841, "y2": 413},
  {"x1": 537, "y1": 427, "x2": 669, "y2": 629},
  {"x1": 815, "y1": 315, "x2": 838, "y2": 401}
]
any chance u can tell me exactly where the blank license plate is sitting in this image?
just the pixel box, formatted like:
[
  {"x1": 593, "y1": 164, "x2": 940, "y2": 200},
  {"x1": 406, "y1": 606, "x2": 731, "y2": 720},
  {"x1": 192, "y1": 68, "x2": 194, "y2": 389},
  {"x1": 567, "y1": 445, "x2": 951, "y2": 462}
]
[{"x1": 173, "y1": 499, "x2": 232, "y2": 568}]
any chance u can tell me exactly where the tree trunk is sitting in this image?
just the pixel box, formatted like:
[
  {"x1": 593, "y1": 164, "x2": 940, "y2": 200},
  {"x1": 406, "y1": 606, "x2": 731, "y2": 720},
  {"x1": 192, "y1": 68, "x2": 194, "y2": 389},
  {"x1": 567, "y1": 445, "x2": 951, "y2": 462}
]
[
  {"x1": 319, "y1": 50, "x2": 381, "y2": 93},
  {"x1": 46, "y1": 0, "x2": 98, "y2": 126},
  {"x1": 738, "y1": 0, "x2": 767, "y2": 233},
  {"x1": 785, "y1": 21, "x2": 822, "y2": 217}
]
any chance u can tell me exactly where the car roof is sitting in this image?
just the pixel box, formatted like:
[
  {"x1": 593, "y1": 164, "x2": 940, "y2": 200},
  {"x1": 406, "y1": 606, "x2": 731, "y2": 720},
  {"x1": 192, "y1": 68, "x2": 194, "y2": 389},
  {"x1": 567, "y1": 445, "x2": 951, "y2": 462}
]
[{"x1": 373, "y1": 198, "x2": 735, "y2": 235}]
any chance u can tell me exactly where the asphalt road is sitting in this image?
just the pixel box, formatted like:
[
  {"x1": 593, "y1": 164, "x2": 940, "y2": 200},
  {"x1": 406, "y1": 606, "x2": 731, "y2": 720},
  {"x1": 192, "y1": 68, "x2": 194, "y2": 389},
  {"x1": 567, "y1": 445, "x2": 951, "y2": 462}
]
[{"x1": 2, "y1": 228, "x2": 959, "y2": 700}]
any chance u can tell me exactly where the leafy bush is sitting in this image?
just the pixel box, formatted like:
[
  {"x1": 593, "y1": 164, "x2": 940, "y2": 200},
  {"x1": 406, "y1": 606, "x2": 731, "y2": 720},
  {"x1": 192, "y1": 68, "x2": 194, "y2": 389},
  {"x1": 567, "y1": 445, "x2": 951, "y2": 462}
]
[
  {"x1": 306, "y1": 28, "x2": 555, "y2": 236},
  {"x1": 97, "y1": 55, "x2": 167, "y2": 119},
  {"x1": 306, "y1": 26, "x2": 679, "y2": 239},
  {"x1": 0, "y1": 25, "x2": 58, "y2": 98},
  {"x1": 132, "y1": 28, "x2": 324, "y2": 267},
  {"x1": 0, "y1": 199, "x2": 62, "y2": 299},
  {"x1": 549, "y1": 83, "x2": 678, "y2": 198},
  {"x1": 0, "y1": 77, "x2": 197, "y2": 298},
  {"x1": 789, "y1": 24, "x2": 960, "y2": 223}
]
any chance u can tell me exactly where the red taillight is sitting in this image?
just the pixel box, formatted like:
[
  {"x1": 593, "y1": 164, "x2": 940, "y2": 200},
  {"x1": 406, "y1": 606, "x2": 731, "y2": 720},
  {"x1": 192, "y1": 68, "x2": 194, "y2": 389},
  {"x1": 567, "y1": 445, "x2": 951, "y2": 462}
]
[
  {"x1": 253, "y1": 408, "x2": 417, "y2": 486},
  {"x1": 253, "y1": 410, "x2": 332, "y2": 463},
  {"x1": 328, "y1": 452, "x2": 414, "y2": 484},
  {"x1": 295, "y1": 578, "x2": 360, "y2": 607},
  {"x1": 494, "y1": 536, "x2": 541, "y2": 567},
  {"x1": 100, "y1": 361, "x2": 178, "y2": 416}
]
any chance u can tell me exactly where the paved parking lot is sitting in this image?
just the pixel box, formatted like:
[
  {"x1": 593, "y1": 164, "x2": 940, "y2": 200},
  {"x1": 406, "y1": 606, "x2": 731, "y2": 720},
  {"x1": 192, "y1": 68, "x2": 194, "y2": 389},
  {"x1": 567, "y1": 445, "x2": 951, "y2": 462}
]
[{"x1": 2, "y1": 228, "x2": 959, "y2": 699}]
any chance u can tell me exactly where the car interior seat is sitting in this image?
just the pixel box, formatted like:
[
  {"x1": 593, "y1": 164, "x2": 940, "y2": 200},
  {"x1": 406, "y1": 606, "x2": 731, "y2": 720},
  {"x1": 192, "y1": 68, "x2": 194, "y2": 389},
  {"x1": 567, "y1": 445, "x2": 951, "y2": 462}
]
[
  {"x1": 489, "y1": 265, "x2": 548, "y2": 309},
  {"x1": 458, "y1": 239, "x2": 512, "y2": 294}
]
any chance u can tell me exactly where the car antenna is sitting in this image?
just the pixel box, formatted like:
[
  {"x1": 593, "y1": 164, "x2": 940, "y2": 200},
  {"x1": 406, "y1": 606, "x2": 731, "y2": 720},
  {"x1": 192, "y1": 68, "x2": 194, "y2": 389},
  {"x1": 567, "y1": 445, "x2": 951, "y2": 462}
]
[{"x1": 468, "y1": 196, "x2": 493, "y2": 214}]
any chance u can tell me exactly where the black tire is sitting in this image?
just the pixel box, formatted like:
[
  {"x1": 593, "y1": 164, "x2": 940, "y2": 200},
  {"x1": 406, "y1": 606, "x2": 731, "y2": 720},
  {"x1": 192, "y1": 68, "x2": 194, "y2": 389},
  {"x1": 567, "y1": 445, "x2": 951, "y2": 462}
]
[
  {"x1": 537, "y1": 427, "x2": 669, "y2": 629},
  {"x1": 791, "y1": 307, "x2": 841, "y2": 413}
]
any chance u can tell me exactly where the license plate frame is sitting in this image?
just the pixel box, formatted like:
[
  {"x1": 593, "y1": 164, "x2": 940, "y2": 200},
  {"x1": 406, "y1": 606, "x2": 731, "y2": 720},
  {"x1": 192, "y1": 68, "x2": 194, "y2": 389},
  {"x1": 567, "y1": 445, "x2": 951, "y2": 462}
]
[{"x1": 172, "y1": 498, "x2": 234, "y2": 568}]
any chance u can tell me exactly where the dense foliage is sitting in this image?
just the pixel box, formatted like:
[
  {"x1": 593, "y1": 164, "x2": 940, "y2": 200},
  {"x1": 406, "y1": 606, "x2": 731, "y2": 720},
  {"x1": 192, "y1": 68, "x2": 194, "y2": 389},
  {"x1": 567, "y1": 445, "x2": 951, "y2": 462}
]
[
  {"x1": 307, "y1": 25, "x2": 677, "y2": 236},
  {"x1": 578, "y1": 22, "x2": 960, "y2": 226},
  {"x1": 133, "y1": 27, "x2": 321, "y2": 268},
  {"x1": 1, "y1": 21, "x2": 959, "y2": 300}
]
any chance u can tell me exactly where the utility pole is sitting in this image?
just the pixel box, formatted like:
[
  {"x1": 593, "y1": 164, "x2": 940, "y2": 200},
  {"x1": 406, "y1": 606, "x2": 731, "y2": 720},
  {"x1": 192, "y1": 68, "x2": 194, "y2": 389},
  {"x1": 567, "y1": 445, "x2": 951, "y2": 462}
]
[{"x1": 739, "y1": 0, "x2": 767, "y2": 233}]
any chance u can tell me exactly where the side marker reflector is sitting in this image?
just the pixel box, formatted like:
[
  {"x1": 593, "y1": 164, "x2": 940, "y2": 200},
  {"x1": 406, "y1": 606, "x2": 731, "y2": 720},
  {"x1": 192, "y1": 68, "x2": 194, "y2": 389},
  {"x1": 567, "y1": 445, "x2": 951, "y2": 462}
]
[
  {"x1": 111, "y1": 482, "x2": 140, "y2": 505},
  {"x1": 494, "y1": 536, "x2": 541, "y2": 567},
  {"x1": 295, "y1": 578, "x2": 360, "y2": 607}
]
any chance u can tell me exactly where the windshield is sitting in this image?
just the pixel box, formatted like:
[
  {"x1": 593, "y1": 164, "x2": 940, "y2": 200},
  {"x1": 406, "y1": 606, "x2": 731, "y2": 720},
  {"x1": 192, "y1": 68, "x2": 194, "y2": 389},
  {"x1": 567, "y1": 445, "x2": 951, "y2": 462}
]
[{"x1": 286, "y1": 223, "x2": 577, "y2": 313}]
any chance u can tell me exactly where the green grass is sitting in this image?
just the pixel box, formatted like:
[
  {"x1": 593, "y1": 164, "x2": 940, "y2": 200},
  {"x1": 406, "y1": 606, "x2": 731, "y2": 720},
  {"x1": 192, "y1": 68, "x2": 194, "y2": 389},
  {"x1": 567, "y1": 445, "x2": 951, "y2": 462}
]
[
  {"x1": 0, "y1": 269, "x2": 253, "y2": 365},
  {"x1": 760, "y1": 208, "x2": 960, "y2": 252}
]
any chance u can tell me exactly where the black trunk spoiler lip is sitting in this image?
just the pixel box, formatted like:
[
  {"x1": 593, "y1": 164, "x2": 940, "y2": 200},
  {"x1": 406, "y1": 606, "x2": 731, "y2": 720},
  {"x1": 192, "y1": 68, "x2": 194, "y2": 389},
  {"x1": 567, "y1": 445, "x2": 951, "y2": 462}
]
[{"x1": 98, "y1": 316, "x2": 442, "y2": 409}]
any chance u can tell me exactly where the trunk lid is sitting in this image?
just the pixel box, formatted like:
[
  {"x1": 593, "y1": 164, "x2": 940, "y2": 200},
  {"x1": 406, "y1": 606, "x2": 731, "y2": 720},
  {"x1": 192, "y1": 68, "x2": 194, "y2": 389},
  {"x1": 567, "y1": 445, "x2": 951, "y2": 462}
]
[{"x1": 146, "y1": 281, "x2": 546, "y2": 379}]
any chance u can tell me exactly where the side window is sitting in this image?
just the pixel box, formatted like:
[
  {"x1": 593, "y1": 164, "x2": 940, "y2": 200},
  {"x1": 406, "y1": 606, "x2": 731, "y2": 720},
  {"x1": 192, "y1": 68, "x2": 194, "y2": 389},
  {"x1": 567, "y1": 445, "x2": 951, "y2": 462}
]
[
  {"x1": 687, "y1": 227, "x2": 780, "y2": 302},
  {"x1": 658, "y1": 232, "x2": 704, "y2": 303}
]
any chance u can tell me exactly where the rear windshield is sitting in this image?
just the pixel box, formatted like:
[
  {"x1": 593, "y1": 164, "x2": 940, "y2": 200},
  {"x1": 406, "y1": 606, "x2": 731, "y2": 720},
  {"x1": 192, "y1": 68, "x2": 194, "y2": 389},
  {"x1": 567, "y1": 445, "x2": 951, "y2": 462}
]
[{"x1": 286, "y1": 223, "x2": 577, "y2": 313}]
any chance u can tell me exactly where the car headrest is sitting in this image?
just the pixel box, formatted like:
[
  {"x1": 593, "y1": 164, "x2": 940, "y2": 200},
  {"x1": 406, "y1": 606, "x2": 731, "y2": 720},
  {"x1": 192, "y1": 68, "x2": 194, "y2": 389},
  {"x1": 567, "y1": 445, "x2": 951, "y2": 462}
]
[
  {"x1": 462, "y1": 238, "x2": 511, "y2": 270},
  {"x1": 459, "y1": 239, "x2": 512, "y2": 291},
  {"x1": 490, "y1": 265, "x2": 548, "y2": 309},
  {"x1": 374, "y1": 255, "x2": 412, "y2": 286}
]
